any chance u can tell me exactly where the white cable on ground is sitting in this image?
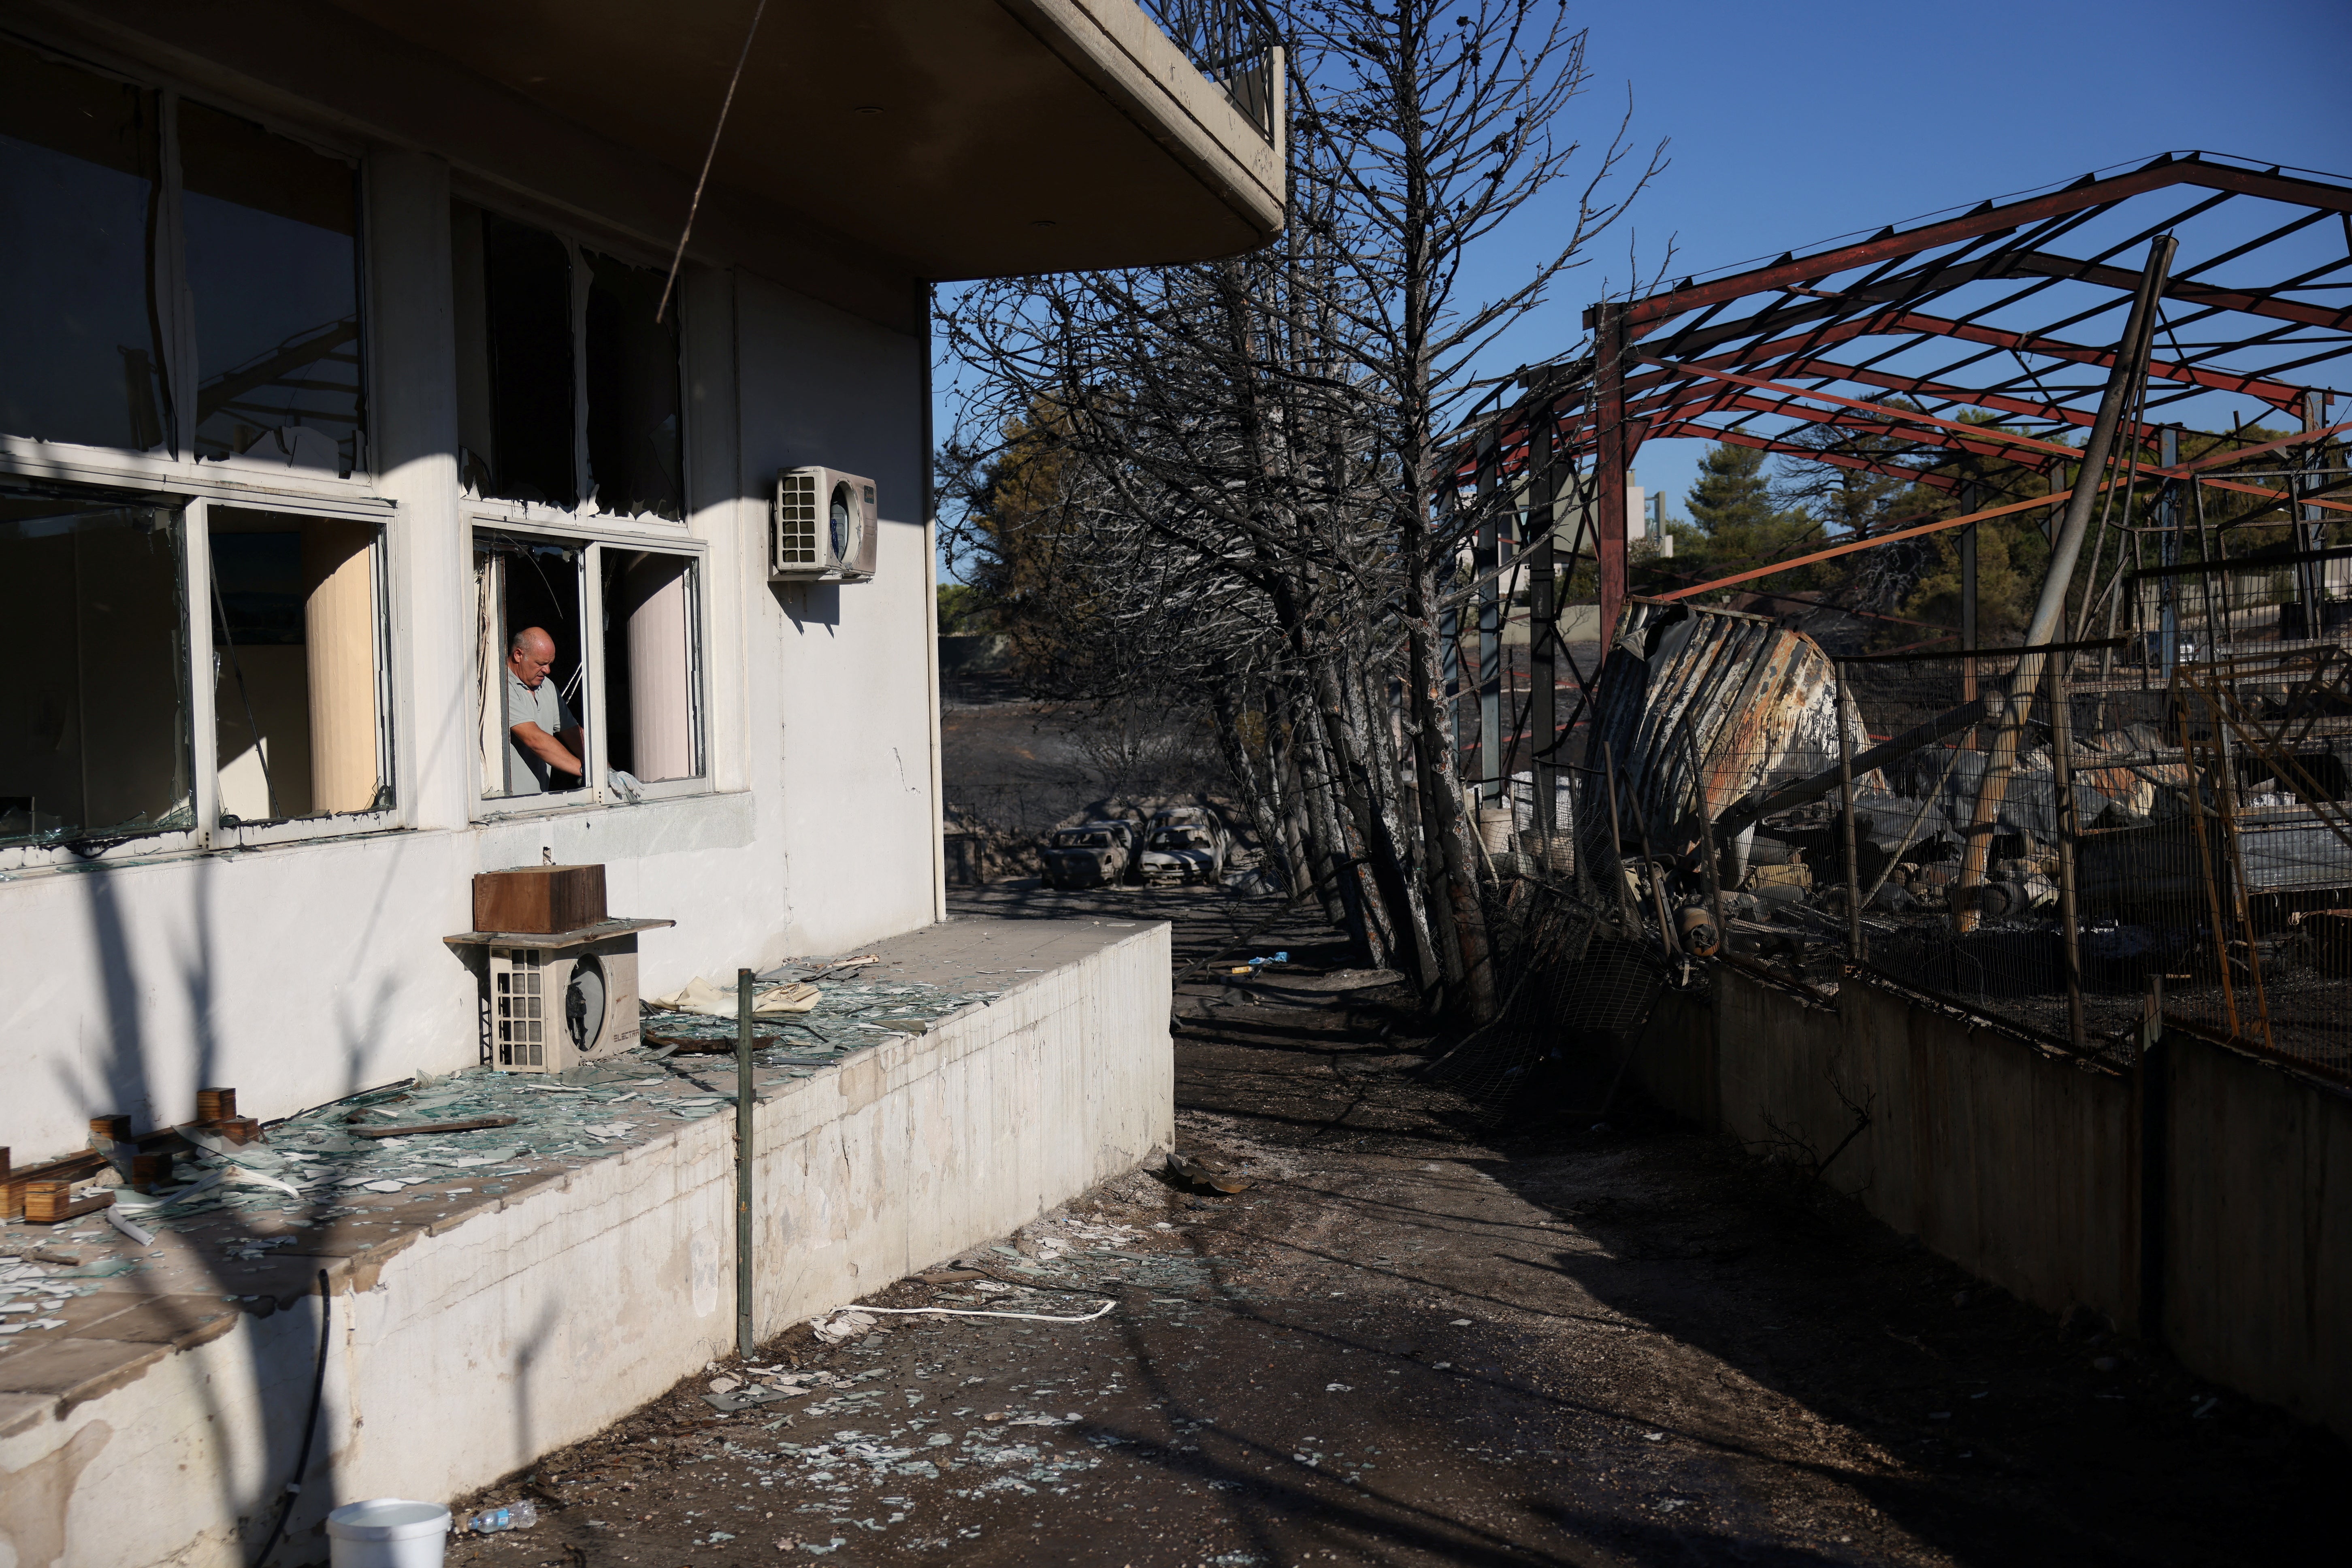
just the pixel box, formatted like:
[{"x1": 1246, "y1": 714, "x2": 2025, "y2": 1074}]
[{"x1": 823, "y1": 1300, "x2": 1114, "y2": 1325}]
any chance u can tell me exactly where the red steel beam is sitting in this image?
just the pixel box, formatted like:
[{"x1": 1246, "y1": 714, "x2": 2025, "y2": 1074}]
[
  {"x1": 1650, "y1": 489, "x2": 2081, "y2": 602},
  {"x1": 1642, "y1": 418, "x2": 1964, "y2": 492},
  {"x1": 1875, "y1": 310, "x2": 2315, "y2": 410},
  {"x1": 2002, "y1": 251, "x2": 2352, "y2": 332},
  {"x1": 1649, "y1": 364, "x2": 2084, "y2": 461},
  {"x1": 1598, "y1": 157, "x2": 2352, "y2": 335},
  {"x1": 1738, "y1": 354, "x2": 2164, "y2": 441}
]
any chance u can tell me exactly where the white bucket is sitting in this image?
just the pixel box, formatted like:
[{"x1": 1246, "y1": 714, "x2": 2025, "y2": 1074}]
[{"x1": 326, "y1": 1499, "x2": 450, "y2": 1568}]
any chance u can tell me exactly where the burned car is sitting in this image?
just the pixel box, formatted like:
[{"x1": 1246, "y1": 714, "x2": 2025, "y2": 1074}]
[
  {"x1": 1042, "y1": 820, "x2": 1138, "y2": 889},
  {"x1": 1143, "y1": 822, "x2": 1232, "y2": 884}
]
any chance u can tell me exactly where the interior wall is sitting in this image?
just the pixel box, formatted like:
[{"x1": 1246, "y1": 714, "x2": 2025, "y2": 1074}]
[{"x1": 213, "y1": 644, "x2": 313, "y2": 820}]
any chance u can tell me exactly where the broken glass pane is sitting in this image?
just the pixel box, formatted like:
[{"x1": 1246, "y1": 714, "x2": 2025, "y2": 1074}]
[
  {"x1": 474, "y1": 211, "x2": 578, "y2": 508},
  {"x1": 0, "y1": 490, "x2": 192, "y2": 846},
  {"x1": 210, "y1": 509, "x2": 389, "y2": 824},
  {"x1": 602, "y1": 551, "x2": 701, "y2": 783},
  {"x1": 179, "y1": 101, "x2": 362, "y2": 476},
  {"x1": 584, "y1": 250, "x2": 683, "y2": 520},
  {"x1": 0, "y1": 40, "x2": 168, "y2": 453}
]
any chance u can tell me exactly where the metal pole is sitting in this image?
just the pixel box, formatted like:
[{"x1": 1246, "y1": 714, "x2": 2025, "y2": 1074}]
[
  {"x1": 1684, "y1": 729, "x2": 1729, "y2": 955},
  {"x1": 1960, "y1": 481, "x2": 1979, "y2": 750},
  {"x1": 1530, "y1": 411, "x2": 1559, "y2": 837},
  {"x1": 1600, "y1": 740, "x2": 1637, "y2": 933},
  {"x1": 2158, "y1": 427, "x2": 2181, "y2": 679},
  {"x1": 1476, "y1": 430, "x2": 1502, "y2": 801},
  {"x1": 1838, "y1": 669, "x2": 1864, "y2": 964},
  {"x1": 1957, "y1": 234, "x2": 2176, "y2": 931},
  {"x1": 735, "y1": 966, "x2": 756, "y2": 1359},
  {"x1": 2048, "y1": 655, "x2": 2087, "y2": 1052},
  {"x1": 2295, "y1": 389, "x2": 2327, "y2": 635},
  {"x1": 1593, "y1": 302, "x2": 1631, "y2": 651}
]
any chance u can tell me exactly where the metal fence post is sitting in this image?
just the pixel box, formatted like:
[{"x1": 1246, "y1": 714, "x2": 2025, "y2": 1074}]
[
  {"x1": 1837, "y1": 667, "x2": 1864, "y2": 966},
  {"x1": 736, "y1": 967, "x2": 756, "y2": 1359},
  {"x1": 2048, "y1": 655, "x2": 2088, "y2": 1052},
  {"x1": 1683, "y1": 729, "x2": 1729, "y2": 959},
  {"x1": 1600, "y1": 741, "x2": 1637, "y2": 934}
]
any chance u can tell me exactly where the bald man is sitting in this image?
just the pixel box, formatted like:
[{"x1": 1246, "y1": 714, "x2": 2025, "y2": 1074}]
[{"x1": 504, "y1": 626, "x2": 584, "y2": 795}]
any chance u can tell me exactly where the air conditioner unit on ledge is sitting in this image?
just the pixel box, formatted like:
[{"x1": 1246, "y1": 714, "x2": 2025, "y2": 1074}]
[{"x1": 772, "y1": 465, "x2": 878, "y2": 582}]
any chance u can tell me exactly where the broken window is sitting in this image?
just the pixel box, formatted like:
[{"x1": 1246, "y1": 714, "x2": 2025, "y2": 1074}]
[
  {"x1": 458, "y1": 208, "x2": 578, "y2": 507},
  {"x1": 453, "y1": 203, "x2": 684, "y2": 518},
  {"x1": 208, "y1": 508, "x2": 389, "y2": 826},
  {"x1": 0, "y1": 490, "x2": 192, "y2": 846},
  {"x1": 601, "y1": 551, "x2": 701, "y2": 784},
  {"x1": 584, "y1": 250, "x2": 683, "y2": 520},
  {"x1": 472, "y1": 531, "x2": 705, "y2": 810},
  {"x1": 0, "y1": 40, "x2": 168, "y2": 453},
  {"x1": 181, "y1": 103, "x2": 362, "y2": 475},
  {"x1": 475, "y1": 531, "x2": 588, "y2": 801}
]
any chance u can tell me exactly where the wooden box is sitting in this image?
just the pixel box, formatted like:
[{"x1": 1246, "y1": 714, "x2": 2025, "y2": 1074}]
[{"x1": 473, "y1": 864, "x2": 607, "y2": 935}]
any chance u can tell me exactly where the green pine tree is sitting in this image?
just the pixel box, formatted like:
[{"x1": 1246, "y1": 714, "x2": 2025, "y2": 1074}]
[{"x1": 1664, "y1": 443, "x2": 1822, "y2": 596}]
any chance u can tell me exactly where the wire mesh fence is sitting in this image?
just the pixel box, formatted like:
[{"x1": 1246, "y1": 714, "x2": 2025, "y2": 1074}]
[
  {"x1": 1445, "y1": 601, "x2": 2352, "y2": 1120},
  {"x1": 1831, "y1": 636, "x2": 2352, "y2": 1079}
]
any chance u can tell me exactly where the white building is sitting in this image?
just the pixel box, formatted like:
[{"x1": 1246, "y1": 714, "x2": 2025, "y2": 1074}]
[{"x1": 0, "y1": 1, "x2": 1282, "y2": 1163}]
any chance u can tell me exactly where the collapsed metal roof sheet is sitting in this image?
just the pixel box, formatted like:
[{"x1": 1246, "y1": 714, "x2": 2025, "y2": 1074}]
[{"x1": 1588, "y1": 598, "x2": 1861, "y2": 858}]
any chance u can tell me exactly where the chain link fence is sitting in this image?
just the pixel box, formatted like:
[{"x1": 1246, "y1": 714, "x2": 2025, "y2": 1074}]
[{"x1": 1800, "y1": 635, "x2": 2350, "y2": 1080}]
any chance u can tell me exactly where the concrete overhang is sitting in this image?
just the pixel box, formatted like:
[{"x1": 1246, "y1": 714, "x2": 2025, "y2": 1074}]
[{"x1": 323, "y1": 0, "x2": 1286, "y2": 282}]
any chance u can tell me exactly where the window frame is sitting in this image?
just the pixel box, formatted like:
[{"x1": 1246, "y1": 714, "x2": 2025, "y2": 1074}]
[
  {"x1": 451, "y1": 192, "x2": 693, "y2": 530},
  {"x1": 0, "y1": 490, "x2": 203, "y2": 874},
  {"x1": 0, "y1": 34, "x2": 373, "y2": 488},
  {"x1": 194, "y1": 495, "x2": 404, "y2": 853},
  {"x1": 467, "y1": 511, "x2": 712, "y2": 824}
]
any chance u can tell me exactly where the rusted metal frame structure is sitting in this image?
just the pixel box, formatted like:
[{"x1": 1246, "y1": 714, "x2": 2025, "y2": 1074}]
[
  {"x1": 1436, "y1": 154, "x2": 2352, "y2": 649},
  {"x1": 1443, "y1": 158, "x2": 2350, "y2": 792},
  {"x1": 1440, "y1": 160, "x2": 2352, "y2": 998}
]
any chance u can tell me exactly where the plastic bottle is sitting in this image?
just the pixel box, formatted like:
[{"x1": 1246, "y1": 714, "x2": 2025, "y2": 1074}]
[{"x1": 467, "y1": 1500, "x2": 537, "y2": 1534}]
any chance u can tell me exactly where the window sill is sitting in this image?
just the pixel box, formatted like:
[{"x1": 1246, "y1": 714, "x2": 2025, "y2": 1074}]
[
  {"x1": 0, "y1": 439, "x2": 392, "y2": 517},
  {"x1": 215, "y1": 810, "x2": 405, "y2": 851},
  {"x1": 473, "y1": 779, "x2": 716, "y2": 824},
  {"x1": 0, "y1": 828, "x2": 205, "y2": 878}
]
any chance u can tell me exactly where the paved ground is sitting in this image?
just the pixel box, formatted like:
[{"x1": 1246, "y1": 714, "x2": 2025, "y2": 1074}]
[{"x1": 449, "y1": 882, "x2": 2340, "y2": 1567}]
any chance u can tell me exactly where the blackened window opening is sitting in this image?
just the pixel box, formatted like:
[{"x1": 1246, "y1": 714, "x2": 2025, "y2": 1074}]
[
  {"x1": 0, "y1": 491, "x2": 191, "y2": 846},
  {"x1": 584, "y1": 250, "x2": 684, "y2": 520},
  {"x1": 180, "y1": 102, "x2": 362, "y2": 475},
  {"x1": 0, "y1": 40, "x2": 168, "y2": 454},
  {"x1": 479, "y1": 214, "x2": 578, "y2": 509}
]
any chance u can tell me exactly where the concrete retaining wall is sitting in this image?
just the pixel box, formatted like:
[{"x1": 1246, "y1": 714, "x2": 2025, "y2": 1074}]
[
  {"x1": 2162, "y1": 1032, "x2": 2352, "y2": 1435},
  {"x1": 1627, "y1": 963, "x2": 2350, "y2": 1439},
  {"x1": 0, "y1": 923, "x2": 1171, "y2": 1567}
]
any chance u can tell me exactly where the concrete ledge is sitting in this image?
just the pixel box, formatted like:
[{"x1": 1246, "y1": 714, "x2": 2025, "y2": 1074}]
[{"x1": 0, "y1": 916, "x2": 1171, "y2": 1567}]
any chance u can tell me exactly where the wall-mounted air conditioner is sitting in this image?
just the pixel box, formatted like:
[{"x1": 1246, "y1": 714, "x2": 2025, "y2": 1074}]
[
  {"x1": 486, "y1": 932, "x2": 643, "y2": 1073},
  {"x1": 771, "y1": 466, "x2": 878, "y2": 582}
]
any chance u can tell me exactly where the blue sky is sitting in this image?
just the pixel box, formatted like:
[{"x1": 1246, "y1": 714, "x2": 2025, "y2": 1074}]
[
  {"x1": 1456, "y1": 0, "x2": 2352, "y2": 522},
  {"x1": 937, "y1": 0, "x2": 2350, "y2": 574}
]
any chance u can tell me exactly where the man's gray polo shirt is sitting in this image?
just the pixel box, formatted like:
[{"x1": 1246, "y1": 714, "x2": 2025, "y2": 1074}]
[{"x1": 505, "y1": 669, "x2": 580, "y2": 795}]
